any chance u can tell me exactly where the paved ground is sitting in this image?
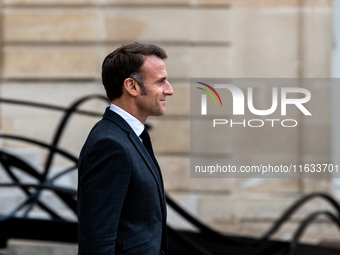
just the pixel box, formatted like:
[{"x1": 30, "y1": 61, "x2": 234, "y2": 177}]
[{"x1": 0, "y1": 240, "x2": 77, "y2": 255}]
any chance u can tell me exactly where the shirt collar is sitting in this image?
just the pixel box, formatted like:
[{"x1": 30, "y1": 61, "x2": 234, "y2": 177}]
[{"x1": 109, "y1": 103, "x2": 145, "y2": 138}]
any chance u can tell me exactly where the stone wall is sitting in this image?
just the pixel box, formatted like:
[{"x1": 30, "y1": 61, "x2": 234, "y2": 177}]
[{"x1": 0, "y1": 0, "x2": 339, "y2": 249}]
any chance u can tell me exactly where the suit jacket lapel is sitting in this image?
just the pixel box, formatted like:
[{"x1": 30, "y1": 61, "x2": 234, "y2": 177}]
[
  {"x1": 128, "y1": 129, "x2": 167, "y2": 222},
  {"x1": 103, "y1": 108, "x2": 165, "y2": 199},
  {"x1": 128, "y1": 131, "x2": 163, "y2": 183}
]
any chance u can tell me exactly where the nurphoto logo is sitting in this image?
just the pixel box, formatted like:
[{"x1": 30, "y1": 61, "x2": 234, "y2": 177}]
[
  {"x1": 195, "y1": 81, "x2": 312, "y2": 128},
  {"x1": 190, "y1": 78, "x2": 337, "y2": 179}
]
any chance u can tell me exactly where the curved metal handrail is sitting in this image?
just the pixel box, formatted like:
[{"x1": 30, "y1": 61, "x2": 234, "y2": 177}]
[{"x1": 0, "y1": 95, "x2": 108, "y2": 222}]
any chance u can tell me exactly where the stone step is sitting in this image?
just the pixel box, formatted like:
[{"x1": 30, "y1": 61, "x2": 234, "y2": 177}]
[{"x1": 0, "y1": 240, "x2": 77, "y2": 255}]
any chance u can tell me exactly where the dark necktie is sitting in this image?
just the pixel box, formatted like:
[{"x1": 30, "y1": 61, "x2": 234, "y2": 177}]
[
  {"x1": 140, "y1": 128, "x2": 167, "y2": 243},
  {"x1": 140, "y1": 128, "x2": 159, "y2": 169}
]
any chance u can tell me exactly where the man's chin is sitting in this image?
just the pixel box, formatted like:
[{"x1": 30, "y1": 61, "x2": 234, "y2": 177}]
[{"x1": 151, "y1": 110, "x2": 166, "y2": 117}]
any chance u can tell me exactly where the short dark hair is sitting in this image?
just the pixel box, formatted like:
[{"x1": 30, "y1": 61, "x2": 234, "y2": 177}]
[{"x1": 102, "y1": 42, "x2": 168, "y2": 101}]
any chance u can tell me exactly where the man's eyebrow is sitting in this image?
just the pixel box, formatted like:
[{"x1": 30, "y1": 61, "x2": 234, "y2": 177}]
[{"x1": 156, "y1": 77, "x2": 167, "y2": 83}]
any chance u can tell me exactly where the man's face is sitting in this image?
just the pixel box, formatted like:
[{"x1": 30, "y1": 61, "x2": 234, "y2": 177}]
[{"x1": 136, "y1": 55, "x2": 174, "y2": 120}]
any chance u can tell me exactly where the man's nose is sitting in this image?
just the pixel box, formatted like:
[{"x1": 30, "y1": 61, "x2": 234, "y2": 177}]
[{"x1": 164, "y1": 81, "x2": 174, "y2": 96}]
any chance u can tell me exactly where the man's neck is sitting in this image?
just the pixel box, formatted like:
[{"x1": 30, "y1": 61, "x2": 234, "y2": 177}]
[{"x1": 111, "y1": 99, "x2": 147, "y2": 124}]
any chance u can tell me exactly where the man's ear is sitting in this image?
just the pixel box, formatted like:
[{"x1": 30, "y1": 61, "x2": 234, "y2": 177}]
[{"x1": 123, "y1": 78, "x2": 138, "y2": 97}]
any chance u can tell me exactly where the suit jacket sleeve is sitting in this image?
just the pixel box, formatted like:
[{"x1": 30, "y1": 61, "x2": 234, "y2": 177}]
[{"x1": 77, "y1": 136, "x2": 131, "y2": 255}]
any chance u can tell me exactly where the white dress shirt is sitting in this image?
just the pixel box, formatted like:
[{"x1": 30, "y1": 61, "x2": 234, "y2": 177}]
[{"x1": 109, "y1": 103, "x2": 145, "y2": 141}]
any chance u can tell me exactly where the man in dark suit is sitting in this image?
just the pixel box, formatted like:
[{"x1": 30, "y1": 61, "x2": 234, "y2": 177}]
[{"x1": 77, "y1": 42, "x2": 174, "y2": 255}]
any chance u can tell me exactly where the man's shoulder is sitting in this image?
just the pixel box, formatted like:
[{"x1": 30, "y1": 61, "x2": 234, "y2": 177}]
[
  {"x1": 80, "y1": 108, "x2": 137, "y2": 153},
  {"x1": 90, "y1": 116, "x2": 125, "y2": 138},
  {"x1": 79, "y1": 116, "x2": 128, "y2": 159}
]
